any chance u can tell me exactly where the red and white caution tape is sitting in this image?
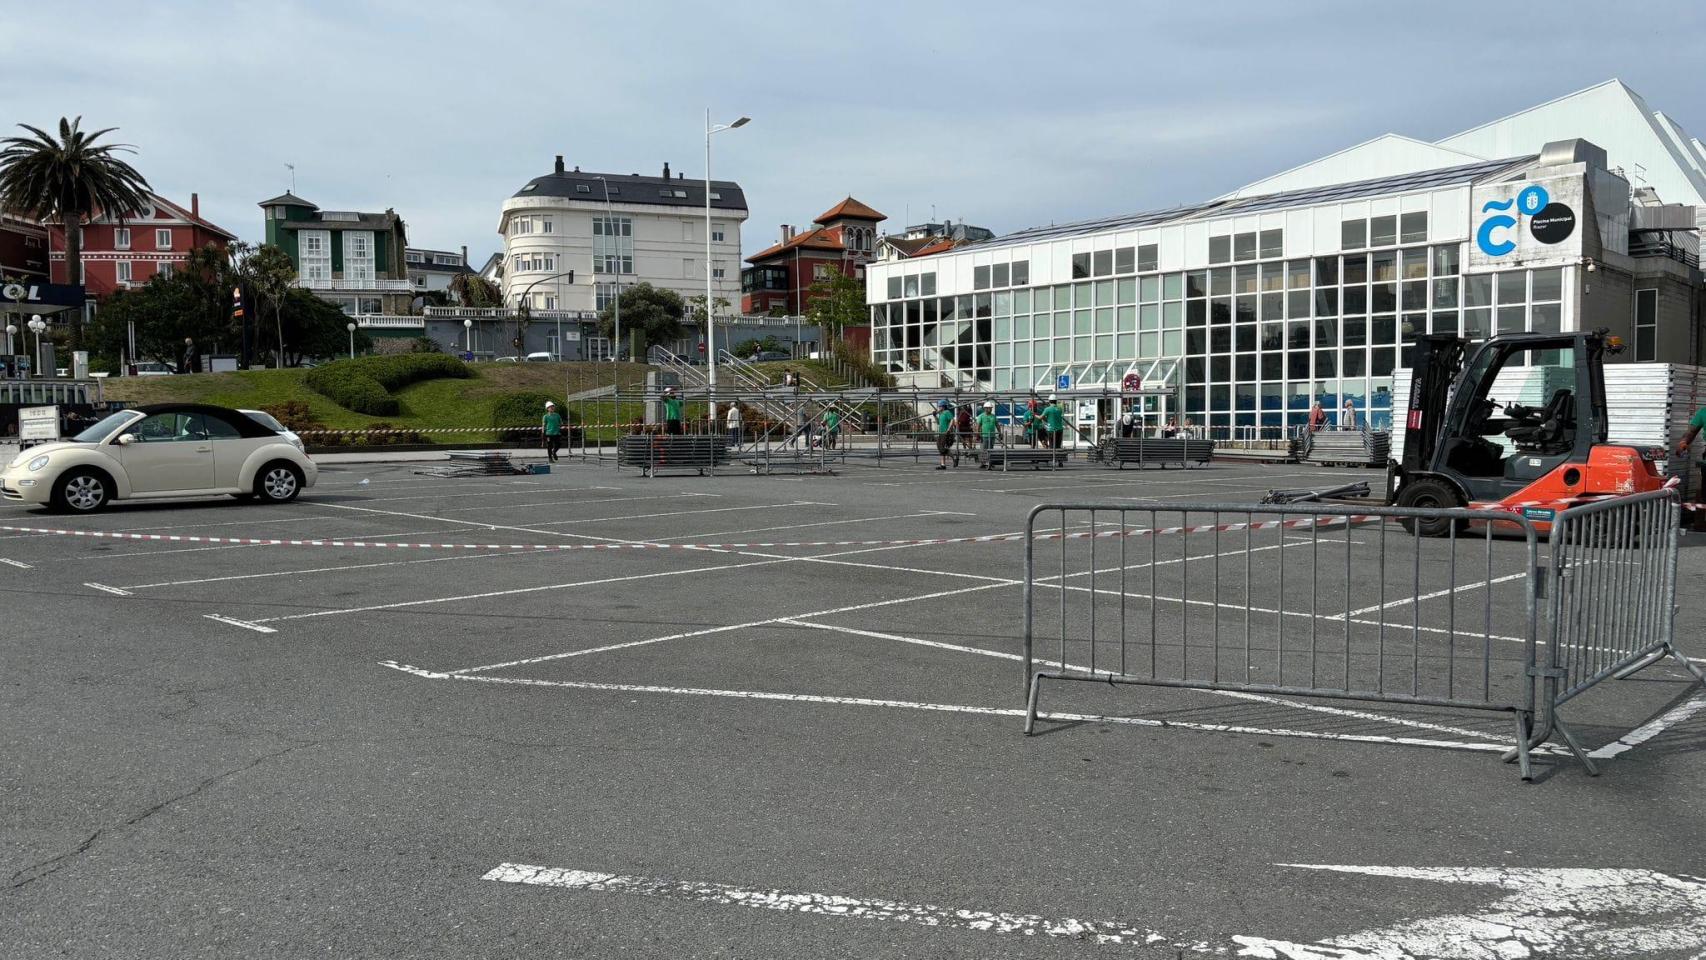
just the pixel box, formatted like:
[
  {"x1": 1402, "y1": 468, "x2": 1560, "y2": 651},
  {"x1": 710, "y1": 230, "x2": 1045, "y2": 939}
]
[{"x1": 0, "y1": 515, "x2": 1381, "y2": 553}]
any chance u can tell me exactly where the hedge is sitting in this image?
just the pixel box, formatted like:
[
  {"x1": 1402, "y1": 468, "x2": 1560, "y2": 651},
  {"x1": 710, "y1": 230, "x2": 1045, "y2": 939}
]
[
  {"x1": 304, "y1": 354, "x2": 471, "y2": 416},
  {"x1": 491, "y1": 392, "x2": 571, "y2": 428}
]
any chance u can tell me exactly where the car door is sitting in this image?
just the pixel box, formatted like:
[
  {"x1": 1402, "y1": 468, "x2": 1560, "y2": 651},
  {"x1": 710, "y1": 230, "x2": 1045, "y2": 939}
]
[
  {"x1": 202, "y1": 411, "x2": 264, "y2": 490},
  {"x1": 118, "y1": 412, "x2": 216, "y2": 494}
]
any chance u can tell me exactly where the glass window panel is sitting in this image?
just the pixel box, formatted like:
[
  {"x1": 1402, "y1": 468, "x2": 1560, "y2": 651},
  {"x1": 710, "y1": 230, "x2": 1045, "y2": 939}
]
[
  {"x1": 1496, "y1": 306, "x2": 1526, "y2": 334},
  {"x1": 1235, "y1": 265, "x2": 1258, "y2": 294},
  {"x1": 1433, "y1": 244, "x2": 1459, "y2": 276},
  {"x1": 1139, "y1": 304, "x2": 1160, "y2": 330},
  {"x1": 1288, "y1": 351, "x2": 1310, "y2": 379},
  {"x1": 1055, "y1": 341, "x2": 1071, "y2": 361},
  {"x1": 1054, "y1": 312, "x2": 1070, "y2": 336},
  {"x1": 1402, "y1": 313, "x2": 1426, "y2": 342},
  {"x1": 1371, "y1": 348, "x2": 1395, "y2": 377},
  {"x1": 1399, "y1": 248, "x2": 1428, "y2": 280},
  {"x1": 1116, "y1": 305, "x2": 1136, "y2": 331},
  {"x1": 1013, "y1": 315, "x2": 1030, "y2": 339},
  {"x1": 1034, "y1": 287, "x2": 1052, "y2": 311},
  {"x1": 1114, "y1": 247, "x2": 1135, "y2": 274},
  {"x1": 1011, "y1": 261, "x2": 1029, "y2": 286},
  {"x1": 1496, "y1": 271, "x2": 1526, "y2": 306},
  {"x1": 1209, "y1": 235, "x2": 1231, "y2": 264},
  {"x1": 1430, "y1": 311, "x2": 1458, "y2": 335},
  {"x1": 905, "y1": 275, "x2": 920, "y2": 297},
  {"x1": 974, "y1": 293, "x2": 992, "y2": 318},
  {"x1": 1315, "y1": 351, "x2": 1336, "y2": 377},
  {"x1": 1258, "y1": 229, "x2": 1283, "y2": 259},
  {"x1": 1095, "y1": 335, "x2": 1114, "y2": 360},
  {"x1": 973, "y1": 266, "x2": 989, "y2": 290},
  {"x1": 1314, "y1": 287, "x2": 1339, "y2": 317},
  {"x1": 1074, "y1": 282, "x2": 1092, "y2": 306},
  {"x1": 1372, "y1": 314, "x2": 1396, "y2": 344},
  {"x1": 1162, "y1": 301, "x2": 1182, "y2": 328},
  {"x1": 1236, "y1": 325, "x2": 1256, "y2": 352},
  {"x1": 1288, "y1": 290, "x2": 1310, "y2": 318},
  {"x1": 992, "y1": 263, "x2": 1010, "y2": 287},
  {"x1": 1259, "y1": 262, "x2": 1284, "y2": 292},
  {"x1": 1342, "y1": 348, "x2": 1366, "y2": 377},
  {"x1": 1399, "y1": 211, "x2": 1427, "y2": 244},
  {"x1": 1314, "y1": 256, "x2": 1339, "y2": 286},
  {"x1": 1187, "y1": 330, "x2": 1206, "y2": 354},
  {"x1": 994, "y1": 316, "x2": 1011, "y2": 340},
  {"x1": 1285, "y1": 259, "x2": 1309, "y2": 290},
  {"x1": 1262, "y1": 353, "x2": 1283, "y2": 380},
  {"x1": 1342, "y1": 285, "x2": 1367, "y2": 314},
  {"x1": 1233, "y1": 232, "x2": 1257, "y2": 262},
  {"x1": 1162, "y1": 331, "x2": 1182, "y2": 356},
  {"x1": 1342, "y1": 254, "x2": 1368, "y2": 285},
  {"x1": 887, "y1": 276, "x2": 902, "y2": 299},
  {"x1": 1259, "y1": 292, "x2": 1282, "y2": 320},
  {"x1": 1117, "y1": 277, "x2": 1136, "y2": 303},
  {"x1": 1341, "y1": 219, "x2": 1367, "y2": 250},
  {"x1": 1186, "y1": 270, "x2": 1208, "y2": 297},
  {"x1": 1372, "y1": 283, "x2": 1398, "y2": 313},
  {"x1": 1071, "y1": 253, "x2": 1091, "y2": 279},
  {"x1": 1092, "y1": 250, "x2": 1113, "y2": 277},
  {"x1": 1073, "y1": 310, "x2": 1092, "y2": 334},
  {"x1": 1531, "y1": 267, "x2": 1562, "y2": 302},
  {"x1": 1371, "y1": 251, "x2": 1397, "y2": 283},
  {"x1": 1137, "y1": 244, "x2": 1158, "y2": 272},
  {"x1": 1094, "y1": 308, "x2": 1114, "y2": 333},
  {"x1": 1209, "y1": 268, "x2": 1231, "y2": 296},
  {"x1": 1530, "y1": 302, "x2": 1561, "y2": 333},
  {"x1": 1235, "y1": 296, "x2": 1257, "y2": 324},
  {"x1": 1343, "y1": 316, "x2": 1367, "y2": 346},
  {"x1": 1432, "y1": 278, "x2": 1459, "y2": 309},
  {"x1": 1465, "y1": 274, "x2": 1493, "y2": 308},
  {"x1": 1139, "y1": 332, "x2": 1160, "y2": 357},
  {"x1": 994, "y1": 343, "x2": 1012, "y2": 366},
  {"x1": 1210, "y1": 299, "x2": 1231, "y2": 326},
  {"x1": 1462, "y1": 308, "x2": 1491, "y2": 339},
  {"x1": 1401, "y1": 280, "x2": 1427, "y2": 311},
  {"x1": 1186, "y1": 300, "x2": 1206, "y2": 327},
  {"x1": 1117, "y1": 333, "x2": 1136, "y2": 357},
  {"x1": 1162, "y1": 274, "x2": 1183, "y2": 300},
  {"x1": 1211, "y1": 327, "x2": 1232, "y2": 352},
  {"x1": 1370, "y1": 215, "x2": 1397, "y2": 247},
  {"x1": 1093, "y1": 280, "x2": 1116, "y2": 305},
  {"x1": 994, "y1": 291, "x2": 1012, "y2": 316},
  {"x1": 1140, "y1": 276, "x2": 1160, "y2": 302},
  {"x1": 1260, "y1": 321, "x2": 1284, "y2": 350},
  {"x1": 1014, "y1": 289, "x2": 1032, "y2": 313},
  {"x1": 1015, "y1": 342, "x2": 1031, "y2": 364}
]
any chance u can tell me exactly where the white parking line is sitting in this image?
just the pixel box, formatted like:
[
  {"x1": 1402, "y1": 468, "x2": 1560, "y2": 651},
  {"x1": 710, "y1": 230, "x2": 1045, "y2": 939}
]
[
  {"x1": 349, "y1": 484, "x2": 622, "y2": 504},
  {"x1": 1339, "y1": 571, "x2": 1530, "y2": 619},
  {"x1": 84, "y1": 582, "x2": 133, "y2": 596},
  {"x1": 203, "y1": 614, "x2": 277, "y2": 634},
  {"x1": 530, "y1": 501, "x2": 818, "y2": 527},
  {"x1": 648, "y1": 511, "x2": 951, "y2": 541},
  {"x1": 120, "y1": 549, "x2": 513, "y2": 590},
  {"x1": 0, "y1": 558, "x2": 32, "y2": 568},
  {"x1": 436, "y1": 493, "x2": 719, "y2": 514},
  {"x1": 1587, "y1": 693, "x2": 1706, "y2": 759}
]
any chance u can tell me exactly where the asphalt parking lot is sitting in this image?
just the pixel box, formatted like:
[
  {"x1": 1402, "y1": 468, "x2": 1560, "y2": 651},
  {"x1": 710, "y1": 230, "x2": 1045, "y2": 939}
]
[{"x1": 3, "y1": 455, "x2": 1704, "y2": 958}]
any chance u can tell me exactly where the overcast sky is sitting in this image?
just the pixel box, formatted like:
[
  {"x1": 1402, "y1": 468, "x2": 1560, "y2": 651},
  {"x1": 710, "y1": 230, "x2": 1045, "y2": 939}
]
[{"x1": 8, "y1": 1, "x2": 1706, "y2": 267}]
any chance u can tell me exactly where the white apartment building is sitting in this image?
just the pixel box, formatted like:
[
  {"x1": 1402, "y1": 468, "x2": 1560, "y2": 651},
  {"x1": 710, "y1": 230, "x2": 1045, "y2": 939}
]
[{"x1": 498, "y1": 157, "x2": 748, "y2": 314}]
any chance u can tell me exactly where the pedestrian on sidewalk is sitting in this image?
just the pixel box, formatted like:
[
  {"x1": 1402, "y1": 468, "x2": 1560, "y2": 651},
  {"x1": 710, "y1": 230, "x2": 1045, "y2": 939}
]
[
  {"x1": 1342, "y1": 396, "x2": 1359, "y2": 430},
  {"x1": 663, "y1": 387, "x2": 684, "y2": 435},
  {"x1": 956, "y1": 402, "x2": 975, "y2": 455},
  {"x1": 934, "y1": 400, "x2": 957, "y2": 469},
  {"x1": 1674, "y1": 403, "x2": 1706, "y2": 529},
  {"x1": 541, "y1": 401, "x2": 563, "y2": 462},
  {"x1": 1024, "y1": 392, "x2": 1042, "y2": 447},
  {"x1": 1308, "y1": 398, "x2": 1326, "y2": 433},
  {"x1": 976, "y1": 401, "x2": 999, "y2": 469},
  {"x1": 726, "y1": 403, "x2": 742, "y2": 448}
]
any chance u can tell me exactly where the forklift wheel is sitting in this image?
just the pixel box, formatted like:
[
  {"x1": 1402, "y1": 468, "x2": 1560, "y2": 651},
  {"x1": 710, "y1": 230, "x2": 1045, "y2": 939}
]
[{"x1": 1394, "y1": 478, "x2": 1465, "y2": 538}]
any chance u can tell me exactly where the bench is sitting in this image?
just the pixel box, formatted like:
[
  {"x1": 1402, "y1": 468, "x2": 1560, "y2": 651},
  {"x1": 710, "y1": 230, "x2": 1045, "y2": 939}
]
[
  {"x1": 617, "y1": 435, "x2": 730, "y2": 477},
  {"x1": 1091, "y1": 438, "x2": 1216, "y2": 469},
  {"x1": 985, "y1": 447, "x2": 1072, "y2": 471}
]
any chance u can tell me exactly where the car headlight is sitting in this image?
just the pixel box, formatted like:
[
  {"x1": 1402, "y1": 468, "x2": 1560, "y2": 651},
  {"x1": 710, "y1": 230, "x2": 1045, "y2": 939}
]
[{"x1": 26, "y1": 455, "x2": 50, "y2": 472}]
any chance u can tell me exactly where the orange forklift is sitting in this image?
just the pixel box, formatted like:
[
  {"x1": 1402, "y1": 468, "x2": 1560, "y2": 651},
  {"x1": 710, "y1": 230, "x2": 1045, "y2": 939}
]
[{"x1": 1387, "y1": 330, "x2": 1667, "y2": 535}]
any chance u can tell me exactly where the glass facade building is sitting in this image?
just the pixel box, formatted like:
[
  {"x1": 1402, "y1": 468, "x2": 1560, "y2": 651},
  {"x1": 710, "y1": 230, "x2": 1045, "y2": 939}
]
[{"x1": 866, "y1": 157, "x2": 1596, "y2": 437}]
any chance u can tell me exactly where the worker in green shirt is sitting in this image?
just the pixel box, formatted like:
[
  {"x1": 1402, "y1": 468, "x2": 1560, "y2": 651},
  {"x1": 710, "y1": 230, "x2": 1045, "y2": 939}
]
[
  {"x1": 1042, "y1": 394, "x2": 1065, "y2": 449},
  {"x1": 976, "y1": 401, "x2": 999, "y2": 469},
  {"x1": 823, "y1": 409, "x2": 841, "y2": 450},
  {"x1": 662, "y1": 386, "x2": 684, "y2": 435},
  {"x1": 541, "y1": 401, "x2": 563, "y2": 462},
  {"x1": 934, "y1": 400, "x2": 957, "y2": 470},
  {"x1": 1675, "y1": 404, "x2": 1706, "y2": 528}
]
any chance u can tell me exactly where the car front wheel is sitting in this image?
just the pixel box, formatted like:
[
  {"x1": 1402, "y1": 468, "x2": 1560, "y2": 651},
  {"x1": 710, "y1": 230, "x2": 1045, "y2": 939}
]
[
  {"x1": 255, "y1": 462, "x2": 304, "y2": 503},
  {"x1": 53, "y1": 469, "x2": 110, "y2": 513}
]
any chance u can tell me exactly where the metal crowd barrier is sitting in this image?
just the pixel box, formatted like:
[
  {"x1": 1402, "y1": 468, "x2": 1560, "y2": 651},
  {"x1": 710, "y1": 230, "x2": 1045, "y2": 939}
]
[
  {"x1": 1531, "y1": 489, "x2": 1702, "y2": 774},
  {"x1": 1021, "y1": 501, "x2": 1549, "y2": 778},
  {"x1": 615, "y1": 434, "x2": 730, "y2": 477}
]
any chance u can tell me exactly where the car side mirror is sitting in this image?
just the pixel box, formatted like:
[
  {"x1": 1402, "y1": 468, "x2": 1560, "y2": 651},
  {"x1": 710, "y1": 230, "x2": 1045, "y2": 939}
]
[{"x1": 117, "y1": 433, "x2": 136, "y2": 446}]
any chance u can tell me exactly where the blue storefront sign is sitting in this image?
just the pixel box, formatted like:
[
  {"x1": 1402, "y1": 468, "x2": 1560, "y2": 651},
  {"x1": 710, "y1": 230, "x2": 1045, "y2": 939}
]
[{"x1": 1057, "y1": 374, "x2": 1071, "y2": 390}]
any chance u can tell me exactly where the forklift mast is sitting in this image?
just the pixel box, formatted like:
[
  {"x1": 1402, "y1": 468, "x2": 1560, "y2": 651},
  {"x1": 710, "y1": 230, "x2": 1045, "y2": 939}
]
[{"x1": 1398, "y1": 334, "x2": 1467, "y2": 475}]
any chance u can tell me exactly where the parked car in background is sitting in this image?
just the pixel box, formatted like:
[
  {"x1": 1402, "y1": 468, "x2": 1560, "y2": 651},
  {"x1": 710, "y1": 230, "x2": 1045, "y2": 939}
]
[
  {"x1": 494, "y1": 356, "x2": 519, "y2": 363},
  {"x1": 238, "y1": 409, "x2": 304, "y2": 451},
  {"x1": 751, "y1": 350, "x2": 791, "y2": 362},
  {"x1": 524, "y1": 352, "x2": 554, "y2": 363},
  {"x1": 0, "y1": 403, "x2": 317, "y2": 512},
  {"x1": 133, "y1": 361, "x2": 176, "y2": 376}
]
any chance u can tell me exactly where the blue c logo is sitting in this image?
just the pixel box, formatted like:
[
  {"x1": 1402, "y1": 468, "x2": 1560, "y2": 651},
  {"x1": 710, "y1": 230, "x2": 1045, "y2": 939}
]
[{"x1": 1475, "y1": 185, "x2": 1549, "y2": 258}]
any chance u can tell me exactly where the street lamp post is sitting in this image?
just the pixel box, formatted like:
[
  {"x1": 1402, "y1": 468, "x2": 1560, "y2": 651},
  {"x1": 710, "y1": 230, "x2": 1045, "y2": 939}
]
[
  {"x1": 347, "y1": 321, "x2": 357, "y2": 359},
  {"x1": 705, "y1": 110, "x2": 750, "y2": 424},
  {"x1": 597, "y1": 176, "x2": 621, "y2": 362},
  {"x1": 463, "y1": 318, "x2": 473, "y2": 355},
  {"x1": 28, "y1": 315, "x2": 46, "y2": 378}
]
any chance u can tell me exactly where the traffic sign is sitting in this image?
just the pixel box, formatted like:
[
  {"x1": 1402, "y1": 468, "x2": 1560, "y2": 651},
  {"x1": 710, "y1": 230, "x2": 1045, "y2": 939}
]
[{"x1": 1122, "y1": 372, "x2": 1142, "y2": 393}]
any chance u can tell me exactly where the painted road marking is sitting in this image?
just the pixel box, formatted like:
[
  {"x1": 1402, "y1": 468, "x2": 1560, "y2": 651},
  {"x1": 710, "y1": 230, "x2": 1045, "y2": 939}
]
[
  {"x1": 1587, "y1": 693, "x2": 1706, "y2": 759},
  {"x1": 481, "y1": 862, "x2": 1207, "y2": 951},
  {"x1": 436, "y1": 492, "x2": 719, "y2": 514},
  {"x1": 119, "y1": 549, "x2": 511, "y2": 590},
  {"x1": 203, "y1": 614, "x2": 278, "y2": 634},
  {"x1": 648, "y1": 510, "x2": 957, "y2": 541},
  {"x1": 530, "y1": 501, "x2": 819, "y2": 527},
  {"x1": 381, "y1": 665, "x2": 1535, "y2": 756},
  {"x1": 0, "y1": 558, "x2": 32, "y2": 568},
  {"x1": 1235, "y1": 865, "x2": 1706, "y2": 959},
  {"x1": 84, "y1": 582, "x2": 133, "y2": 596}
]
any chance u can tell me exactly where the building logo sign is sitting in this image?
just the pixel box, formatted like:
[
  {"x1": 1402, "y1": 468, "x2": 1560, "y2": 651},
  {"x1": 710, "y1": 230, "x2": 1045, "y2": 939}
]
[{"x1": 1468, "y1": 176, "x2": 1583, "y2": 272}]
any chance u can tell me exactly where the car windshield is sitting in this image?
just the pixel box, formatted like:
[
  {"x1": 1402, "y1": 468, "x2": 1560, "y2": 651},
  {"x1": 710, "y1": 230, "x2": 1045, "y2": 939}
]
[
  {"x1": 71, "y1": 411, "x2": 137, "y2": 443},
  {"x1": 244, "y1": 410, "x2": 285, "y2": 431}
]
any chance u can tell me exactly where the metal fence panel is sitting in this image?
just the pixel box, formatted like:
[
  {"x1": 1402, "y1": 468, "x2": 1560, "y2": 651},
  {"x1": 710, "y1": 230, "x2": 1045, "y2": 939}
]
[{"x1": 1023, "y1": 501, "x2": 1545, "y2": 777}]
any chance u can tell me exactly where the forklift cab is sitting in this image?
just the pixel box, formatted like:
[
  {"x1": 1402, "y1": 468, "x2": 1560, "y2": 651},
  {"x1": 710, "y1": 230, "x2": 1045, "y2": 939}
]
[{"x1": 1434, "y1": 333, "x2": 1603, "y2": 503}]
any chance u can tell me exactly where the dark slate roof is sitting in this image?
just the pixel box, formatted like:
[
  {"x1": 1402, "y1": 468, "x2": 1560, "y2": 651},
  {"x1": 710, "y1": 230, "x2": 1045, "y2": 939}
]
[
  {"x1": 408, "y1": 261, "x2": 473, "y2": 274},
  {"x1": 278, "y1": 212, "x2": 399, "y2": 231},
  {"x1": 257, "y1": 192, "x2": 318, "y2": 209},
  {"x1": 512, "y1": 170, "x2": 747, "y2": 211}
]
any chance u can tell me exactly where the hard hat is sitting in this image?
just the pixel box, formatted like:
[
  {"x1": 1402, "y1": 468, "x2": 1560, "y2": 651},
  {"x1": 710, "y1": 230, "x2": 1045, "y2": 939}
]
[
  {"x1": 1047, "y1": 393, "x2": 1057, "y2": 401},
  {"x1": 544, "y1": 401, "x2": 556, "y2": 408},
  {"x1": 983, "y1": 401, "x2": 995, "y2": 409}
]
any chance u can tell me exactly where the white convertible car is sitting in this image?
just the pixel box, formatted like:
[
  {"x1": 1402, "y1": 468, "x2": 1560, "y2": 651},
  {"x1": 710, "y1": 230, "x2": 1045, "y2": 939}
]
[{"x1": 0, "y1": 403, "x2": 317, "y2": 512}]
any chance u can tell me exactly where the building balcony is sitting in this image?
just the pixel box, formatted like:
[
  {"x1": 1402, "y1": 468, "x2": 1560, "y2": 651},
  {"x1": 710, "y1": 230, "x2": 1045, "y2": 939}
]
[
  {"x1": 353, "y1": 315, "x2": 425, "y2": 328},
  {"x1": 295, "y1": 277, "x2": 415, "y2": 293}
]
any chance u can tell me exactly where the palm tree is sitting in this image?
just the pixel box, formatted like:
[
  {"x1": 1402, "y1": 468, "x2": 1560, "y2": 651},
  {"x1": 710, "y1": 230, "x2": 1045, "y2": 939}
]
[{"x1": 0, "y1": 117, "x2": 152, "y2": 347}]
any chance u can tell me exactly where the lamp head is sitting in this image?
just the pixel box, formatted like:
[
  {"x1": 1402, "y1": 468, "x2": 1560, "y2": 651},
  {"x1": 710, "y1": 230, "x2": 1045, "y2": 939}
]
[{"x1": 730, "y1": 116, "x2": 751, "y2": 128}]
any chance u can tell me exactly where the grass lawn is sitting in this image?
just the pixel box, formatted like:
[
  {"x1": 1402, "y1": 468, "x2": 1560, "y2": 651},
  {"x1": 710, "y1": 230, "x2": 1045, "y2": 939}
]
[{"x1": 103, "y1": 361, "x2": 655, "y2": 441}]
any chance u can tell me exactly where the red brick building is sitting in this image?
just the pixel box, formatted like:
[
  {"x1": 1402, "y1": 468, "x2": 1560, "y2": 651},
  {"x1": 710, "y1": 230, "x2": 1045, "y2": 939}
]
[
  {"x1": 0, "y1": 213, "x2": 49, "y2": 281},
  {"x1": 48, "y1": 192, "x2": 236, "y2": 298},
  {"x1": 741, "y1": 196, "x2": 885, "y2": 315}
]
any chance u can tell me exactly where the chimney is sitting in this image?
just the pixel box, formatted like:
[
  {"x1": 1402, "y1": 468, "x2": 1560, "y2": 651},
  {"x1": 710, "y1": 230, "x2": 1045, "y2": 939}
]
[
  {"x1": 191, "y1": 193, "x2": 199, "y2": 217},
  {"x1": 663, "y1": 162, "x2": 671, "y2": 180},
  {"x1": 461, "y1": 244, "x2": 468, "y2": 265},
  {"x1": 554, "y1": 155, "x2": 565, "y2": 175}
]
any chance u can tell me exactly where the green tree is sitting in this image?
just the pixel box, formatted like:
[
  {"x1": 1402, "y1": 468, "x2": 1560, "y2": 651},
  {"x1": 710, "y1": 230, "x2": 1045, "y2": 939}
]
[
  {"x1": 279, "y1": 288, "x2": 370, "y2": 366},
  {"x1": 87, "y1": 242, "x2": 243, "y2": 366},
  {"x1": 685, "y1": 293, "x2": 732, "y2": 326},
  {"x1": 0, "y1": 117, "x2": 152, "y2": 349},
  {"x1": 449, "y1": 272, "x2": 501, "y2": 308},
  {"x1": 237, "y1": 244, "x2": 297, "y2": 368},
  {"x1": 598, "y1": 282, "x2": 684, "y2": 358},
  {"x1": 804, "y1": 273, "x2": 867, "y2": 333}
]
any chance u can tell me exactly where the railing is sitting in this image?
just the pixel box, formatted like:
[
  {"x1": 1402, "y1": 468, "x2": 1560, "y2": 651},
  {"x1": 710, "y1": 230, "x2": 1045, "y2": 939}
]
[
  {"x1": 423, "y1": 306, "x2": 599, "y2": 321},
  {"x1": 295, "y1": 277, "x2": 415, "y2": 292},
  {"x1": 1628, "y1": 234, "x2": 1700, "y2": 267},
  {"x1": 354, "y1": 316, "x2": 425, "y2": 328}
]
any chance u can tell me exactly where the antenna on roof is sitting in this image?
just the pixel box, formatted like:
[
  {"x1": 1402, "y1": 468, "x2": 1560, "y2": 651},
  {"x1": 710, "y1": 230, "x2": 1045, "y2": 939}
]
[{"x1": 285, "y1": 162, "x2": 296, "y2": 193}]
